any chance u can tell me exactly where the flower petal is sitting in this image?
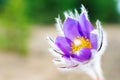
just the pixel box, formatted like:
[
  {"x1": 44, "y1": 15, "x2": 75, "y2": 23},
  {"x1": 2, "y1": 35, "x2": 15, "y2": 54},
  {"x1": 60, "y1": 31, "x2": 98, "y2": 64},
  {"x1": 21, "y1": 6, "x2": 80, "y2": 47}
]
[
  {"x1": 71, "y1": 48, "x2": 92, "y2": 62},
  {"x1": 55, "y1": 36, "x2": 71, "y2": 58},
  {"x1": 90, "y1": 32, "x2": 98, "y2": 49},
  {"x1": 79, "y1": 12, "x2": 94, "y2": 38},
  {"x1": 63, "y1": 17, "x2": 83, "y2": 40}
]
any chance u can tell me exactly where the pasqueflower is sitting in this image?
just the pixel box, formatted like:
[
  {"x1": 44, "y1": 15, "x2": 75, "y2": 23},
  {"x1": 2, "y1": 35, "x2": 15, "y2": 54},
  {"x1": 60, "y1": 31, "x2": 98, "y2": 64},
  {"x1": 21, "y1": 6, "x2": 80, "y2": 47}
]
[{"x1": 47, "y1": 5, "x2": 107, "y2": 80}]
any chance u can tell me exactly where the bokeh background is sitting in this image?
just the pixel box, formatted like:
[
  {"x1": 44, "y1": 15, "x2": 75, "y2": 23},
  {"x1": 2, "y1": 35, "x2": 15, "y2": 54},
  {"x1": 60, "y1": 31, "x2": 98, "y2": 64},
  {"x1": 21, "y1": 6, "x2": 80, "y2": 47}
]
[{"x1": 0, "y1": 0, "x2": 120, "y2": 80}]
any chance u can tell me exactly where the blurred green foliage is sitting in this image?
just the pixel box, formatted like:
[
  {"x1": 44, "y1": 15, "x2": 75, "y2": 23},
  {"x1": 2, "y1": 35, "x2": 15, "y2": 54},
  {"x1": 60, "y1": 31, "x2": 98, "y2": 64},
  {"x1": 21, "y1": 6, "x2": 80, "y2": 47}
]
[
  {"x1": 0, "y1": 0, "x2": 119, "y2": 55},
  {"x1": 0, "y1": 0, "x2": 29, "y2": 55},
  {"x1": 25, "y1": 0, "x2": 120, "y2": 23},
  {"x1": 0, "y1": 0, "x2": 119, "y2": 24}
]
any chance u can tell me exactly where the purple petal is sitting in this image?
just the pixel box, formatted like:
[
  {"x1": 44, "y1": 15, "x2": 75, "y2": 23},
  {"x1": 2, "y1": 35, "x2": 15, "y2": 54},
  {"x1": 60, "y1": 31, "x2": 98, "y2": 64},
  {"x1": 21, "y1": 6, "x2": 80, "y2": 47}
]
[
  {"x1": 63, "y1": 17, "x2": 82, "y2": 40},
  {"x1": 55, "y1": 36, "x2": 71, "y2": 58},
  {"x1": 79, "y1": 13, "x2": 94, "y2": 38},
  {"x1": 71, "y1": 48, "x2": 92, "y2": 62},
  {"x1": 90, "y1": 33, "x2": 98, "y2": 49}
]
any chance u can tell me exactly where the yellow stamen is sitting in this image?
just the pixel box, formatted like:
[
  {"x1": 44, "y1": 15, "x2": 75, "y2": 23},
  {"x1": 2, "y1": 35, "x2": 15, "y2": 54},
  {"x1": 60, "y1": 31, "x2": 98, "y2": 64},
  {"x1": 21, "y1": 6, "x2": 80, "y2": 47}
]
[{"x1": 71, "y1": 36, "x2": 92, "y2": 53}]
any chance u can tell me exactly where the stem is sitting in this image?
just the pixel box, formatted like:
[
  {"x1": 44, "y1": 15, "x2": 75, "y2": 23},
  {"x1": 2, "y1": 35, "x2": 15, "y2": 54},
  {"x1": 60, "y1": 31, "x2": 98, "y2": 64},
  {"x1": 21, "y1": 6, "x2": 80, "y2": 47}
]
[
  {"x1": 86, "y1": 56, "x2": 105, "y2": 80},
  {"x1": 92, "y1": 56, "x2": 105, "y2": 80}
]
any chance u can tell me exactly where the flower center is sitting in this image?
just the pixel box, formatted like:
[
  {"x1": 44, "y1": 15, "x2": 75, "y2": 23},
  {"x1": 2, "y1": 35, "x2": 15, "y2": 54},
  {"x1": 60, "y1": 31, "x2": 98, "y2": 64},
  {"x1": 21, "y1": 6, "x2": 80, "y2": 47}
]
[{"x1": 71, "y1": 36, "x2": 92, "y2": 53}]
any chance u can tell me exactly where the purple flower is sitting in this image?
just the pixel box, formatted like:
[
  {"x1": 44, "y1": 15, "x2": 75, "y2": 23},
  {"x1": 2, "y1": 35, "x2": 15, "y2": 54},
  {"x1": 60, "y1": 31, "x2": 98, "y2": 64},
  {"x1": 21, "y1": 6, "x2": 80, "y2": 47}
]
[{"x1": 47, "y1": 5, "x2": 107, "y2": 80}]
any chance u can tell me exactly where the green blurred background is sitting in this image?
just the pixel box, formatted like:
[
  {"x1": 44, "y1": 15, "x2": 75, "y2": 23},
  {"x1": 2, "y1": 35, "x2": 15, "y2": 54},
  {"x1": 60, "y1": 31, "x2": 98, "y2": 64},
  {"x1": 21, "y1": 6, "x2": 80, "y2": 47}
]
[
  {"x1": 0, "y1": 0, "x2": 119, "y2": 55},
  {"x1": 0, "y1": 0, "x2": 119, "y2": 24}
]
